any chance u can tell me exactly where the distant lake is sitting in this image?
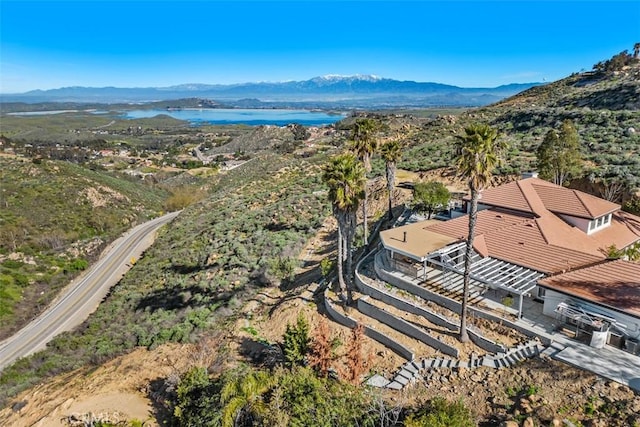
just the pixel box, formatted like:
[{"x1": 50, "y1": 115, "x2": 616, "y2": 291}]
[{"x1": 123, "y1": 108, "x2": 347, "y2": 126}]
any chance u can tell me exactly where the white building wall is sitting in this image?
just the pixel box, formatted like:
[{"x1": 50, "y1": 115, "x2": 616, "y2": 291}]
[
  {"x1": 542, "y1": 289, "x2": 640, "y2": 340},
  {"x1": 558, "y1": 214, "x2": 591, "y2": 233}
]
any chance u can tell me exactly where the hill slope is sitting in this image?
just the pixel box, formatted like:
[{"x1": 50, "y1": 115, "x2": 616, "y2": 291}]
[
  {"x1": 395, "y1": 61, "x2": 640, "y2": 193},
  {"x1": 0, "y1": 151, "x2": 330, "y2": 407},
  {"x1": 0, "y1": 156, "x2": 168, "y2": 338}
]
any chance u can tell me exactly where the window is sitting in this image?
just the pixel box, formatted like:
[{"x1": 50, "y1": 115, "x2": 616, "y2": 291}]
[{"x1": 536, "y1": 287, "x2": 546, "y2": 301}]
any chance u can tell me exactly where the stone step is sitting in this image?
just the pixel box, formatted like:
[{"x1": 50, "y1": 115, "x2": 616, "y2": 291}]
[
  {"x1": 481, "y1": 356, "x2": 495, "y2": 368},
  {"x1": 394, "y1": 374, "x2": 410, "y2": 386},
  {"x1": 404, "y1": 362, "x2": 418, "y2": 374},
  {"x1": 504, "y1": 354, "x2": 515, "y2": 366},
  {"x1": 397, "y1": 369, "x2": 413, "y2": 380},
  {"x1": 366, "y1": 374, "x2": 390, "y2": 388},
  {"x1": 386, "y1": 381, "x2": 403, "y2": 390}
]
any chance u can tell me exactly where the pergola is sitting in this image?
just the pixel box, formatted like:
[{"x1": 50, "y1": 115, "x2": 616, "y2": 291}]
[{"x1": 425, "y1": 242, "x2": 545, "y2": 318}]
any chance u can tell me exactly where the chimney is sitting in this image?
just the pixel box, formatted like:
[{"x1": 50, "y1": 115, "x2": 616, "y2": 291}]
[
  {"x1": 521, "y1": 171, "x2": 539, "y2": 179},
  {"x1": 403, "y1": 231, "x2": 407, "y2": 242}
]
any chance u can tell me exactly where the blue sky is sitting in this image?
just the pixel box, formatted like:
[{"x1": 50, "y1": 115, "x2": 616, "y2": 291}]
[{"x1": 1, "y1": 1, "x2": 639, "y2": 93}]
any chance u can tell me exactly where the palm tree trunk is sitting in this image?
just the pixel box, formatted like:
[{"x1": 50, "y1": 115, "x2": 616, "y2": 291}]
[
  {"x1": 386, "y1": 162, "x2": 395, "y2": 221},
  {"x1": 362, "y1": 190, "x2": 368, "y2": 246},
  {"x1": 345, "y1": 212, "x2": 356, "y2": 305},
  {"x1": 342, "y1": 227, "x2": 348, "y2": 262},
  {"x1": 460, "y1": 185, "x2": 478, "y2": 343},
  {"x1": 336, "y1": 220, "x2": 347, "y2": 303}
]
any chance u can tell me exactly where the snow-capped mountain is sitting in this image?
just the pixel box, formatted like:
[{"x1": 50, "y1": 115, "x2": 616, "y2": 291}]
[{"x1": 1, "y1": 75, "x2": 541, "y2": 107}]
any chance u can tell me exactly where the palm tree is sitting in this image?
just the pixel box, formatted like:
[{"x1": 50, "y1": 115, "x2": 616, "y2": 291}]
[
  {"x1": 454, "y1": 123, "x2": 506, "y2": 343},
  {"x1": 350, "y1": 118, "x2": 379, "y2": 246},
  {"x1": 322, "y1": 153, "x2": 366, "y2": 304},
  {"x1": 379, "y1": 137, "x2": 404, "y2": 221},
  {"x1": 221, "y1": 369, "x2": 274, "y2": 427}
]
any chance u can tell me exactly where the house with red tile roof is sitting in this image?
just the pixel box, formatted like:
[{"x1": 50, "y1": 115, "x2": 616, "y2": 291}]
[{"x1": 379, "y1": 176, "x2": 640, "y2": 350}]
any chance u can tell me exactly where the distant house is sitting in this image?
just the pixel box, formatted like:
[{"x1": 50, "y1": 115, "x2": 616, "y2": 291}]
[{"x1": 379, "y1": 176, "x2": 640, "y2": 350}]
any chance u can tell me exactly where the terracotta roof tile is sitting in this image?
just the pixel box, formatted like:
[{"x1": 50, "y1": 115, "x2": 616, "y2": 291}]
[
  {"x1": 539, "y1": 259, "x2": 640, "y2": 318},
  {"x1": 386, "y1": 177, "x2": 640, "y2": 276},
  {"x1": 535, "y1": 213, "x2": 605, "y2": 257},
  {"x1": 465, "y1": 177, "x2": 620, "y2": 219},
  {"x1": 426, "y1": 209, "x2": 604, "y2": 274},
  {"x1": 427, "y1": 208, "x2": 533, "y2": 240},
  {"x1": 532, "y1": 182, "x2": 619, "y2": 219},
  {"x1": 475, "y1": 181, "x2": 534, "y2": 214}
]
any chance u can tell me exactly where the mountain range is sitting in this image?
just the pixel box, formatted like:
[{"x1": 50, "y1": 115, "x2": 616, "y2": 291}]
[{"x1": 1, "y1": 75, "x2": 541, "y2": 108}]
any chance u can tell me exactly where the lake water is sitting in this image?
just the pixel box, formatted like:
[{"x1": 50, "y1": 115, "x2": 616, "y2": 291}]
[{"x1": 123, "y1": 108, "x2": 346, "y2": 126}]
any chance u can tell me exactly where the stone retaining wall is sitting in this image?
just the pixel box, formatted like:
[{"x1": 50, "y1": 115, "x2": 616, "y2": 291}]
[
  {"x1": 357, "y1": 296, "x2": 459, "y2": 358},
  {"x1": 356, "y1": 265, "x2": 458, "y2": 331},
  {"x1": 467, "y1": 326, "x2": 507, "y2": 353},
  {"x1": 323, "y1": 289, "x2": 414, "y2": 361},
  {"x1": 374, "y1": 252, "x2": 461, "y2": 313}
]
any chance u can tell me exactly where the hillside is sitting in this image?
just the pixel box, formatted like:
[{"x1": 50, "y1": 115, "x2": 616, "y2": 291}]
[
  {"x1": 0, "y1": 150, "x2": 331, "y2": 407},
  {"x1": 0, "y1": 155, "x2": 169, "y2": 338},
  {"x1": 392, "y1": 60, "x2": 640, "y2": 196}
]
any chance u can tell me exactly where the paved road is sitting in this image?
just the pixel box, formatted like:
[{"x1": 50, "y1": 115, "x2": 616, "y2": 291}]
[{"x1": 0, "y1": 211, "x2": 180, "y2": 371}]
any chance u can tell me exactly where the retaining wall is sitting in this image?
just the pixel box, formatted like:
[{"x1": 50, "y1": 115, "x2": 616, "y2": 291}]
[
  {"x1": 467, "y1": 326, "x2": 507, "y2": 353},
  {"x1": 355, "y1": 266, "x2": 458, "y2": 331},
  {"x1": 373, "y1": 251, "x2": 544, "y2": 349},
  {"x1": 357, "y1": 296, "x2": 459, "y2": 358},
  {"x1": 323, "y1": 290, "x2": 414, "y2": 361},
  {"x1": 374, "y1": 252, "x2": 460, "y2": 313},
  {"x1": 468, "y1": 307, "x2": 552, "y2": 346}
]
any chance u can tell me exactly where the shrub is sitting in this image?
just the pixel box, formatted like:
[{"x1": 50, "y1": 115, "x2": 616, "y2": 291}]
[
  {"x1": 404, "y1": 397, "x2": 475, "y2": 427},
  {"x1": 282, "y1": 313, "x2": 310, "y2": 368}
]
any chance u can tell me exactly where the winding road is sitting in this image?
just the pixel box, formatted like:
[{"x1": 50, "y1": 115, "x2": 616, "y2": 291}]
[{"x1": 0, "y1": 211, "x2": 180, "y2": 372}]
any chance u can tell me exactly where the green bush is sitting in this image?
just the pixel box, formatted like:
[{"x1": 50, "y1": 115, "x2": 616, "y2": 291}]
[
  {"x1": 283, "y1": 313, "x2": 310, "y2": 368},
  {"x1": 404, "y1": 397, "x2": 475, "y2": 427},
  {"x1": 64, "y1": 258, "x2": 88, "y2": 274}
]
